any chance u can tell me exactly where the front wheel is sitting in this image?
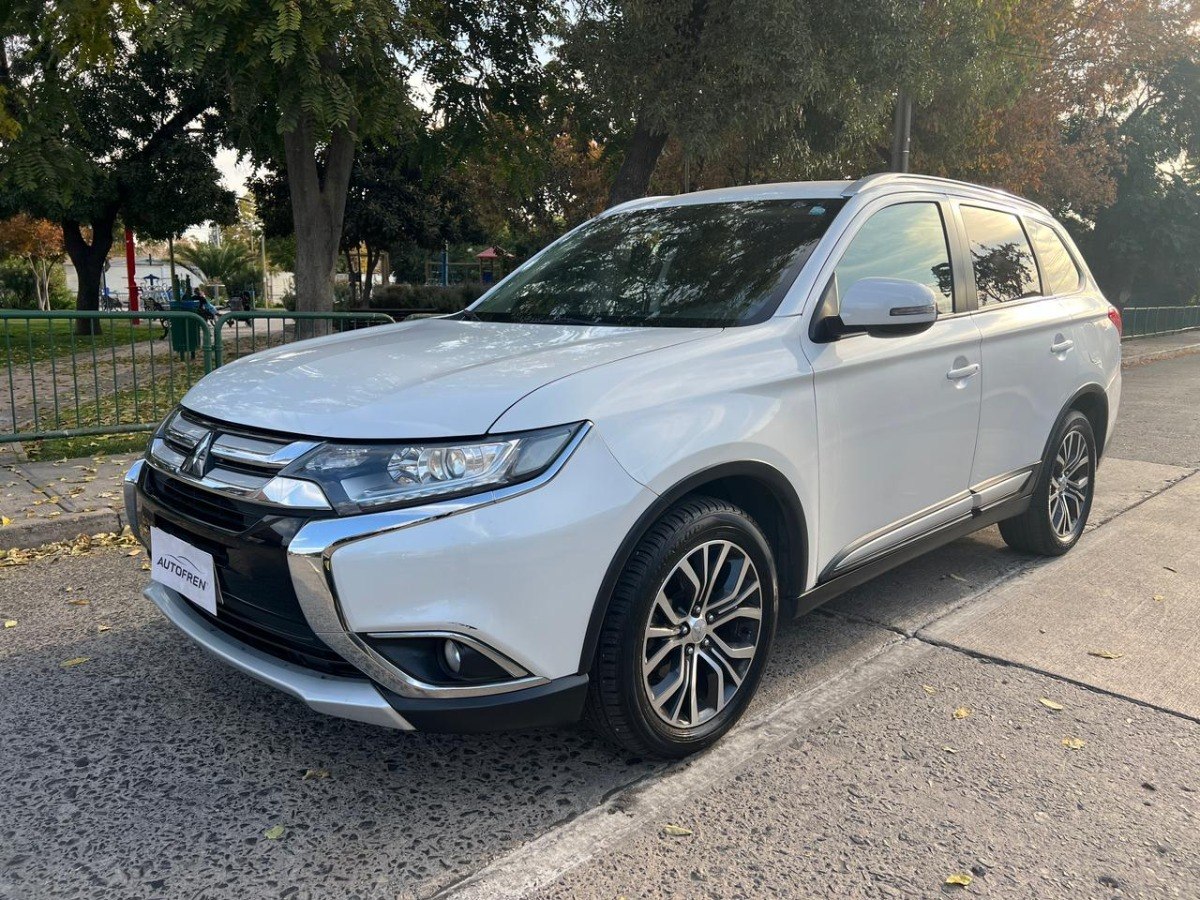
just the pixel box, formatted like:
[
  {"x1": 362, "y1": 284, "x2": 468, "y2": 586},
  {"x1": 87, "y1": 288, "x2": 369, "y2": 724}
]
[
  {"x1": 1000, "y1": 410, "x2": 1096, "y2": 556},
  {"x1": 585, "y1": 496, "x2": 778, "y2": 758}
]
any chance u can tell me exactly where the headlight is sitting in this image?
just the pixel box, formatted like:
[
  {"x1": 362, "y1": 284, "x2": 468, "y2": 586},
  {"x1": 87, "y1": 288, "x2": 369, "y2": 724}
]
[{"x1": 292, "y1": 423, "x2": 584, "y2": 512}]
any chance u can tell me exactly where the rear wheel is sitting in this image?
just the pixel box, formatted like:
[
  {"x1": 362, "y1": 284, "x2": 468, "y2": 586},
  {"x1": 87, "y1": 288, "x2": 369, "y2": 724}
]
[
  {"x1": 585, "y1": 496, "x2": 778, "y2": 758},
  {"x1": 999, "y1": 410, "x2": 1096, "y2": 556}
]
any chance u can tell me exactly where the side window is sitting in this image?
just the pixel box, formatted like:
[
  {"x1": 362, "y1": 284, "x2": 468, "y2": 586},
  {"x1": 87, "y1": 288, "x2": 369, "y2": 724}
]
[
  {"x1": 960, "y1": 205, "x2": 1041, "y2": 305},
  {"x1": 1026, "y1": 219, "x2": 1082, "y2": 295},
  {"x1": 831, "y1": 202, "x2": 955, "y2": 314}
]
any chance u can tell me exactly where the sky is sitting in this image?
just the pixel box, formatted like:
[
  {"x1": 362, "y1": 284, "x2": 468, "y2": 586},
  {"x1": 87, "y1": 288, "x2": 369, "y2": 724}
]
[{"x1": 215, "y1": 147, "x2": 253, "y2": 196}]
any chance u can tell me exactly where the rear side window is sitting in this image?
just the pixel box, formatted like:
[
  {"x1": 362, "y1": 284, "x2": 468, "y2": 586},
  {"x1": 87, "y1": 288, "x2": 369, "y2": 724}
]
[
  {"x1": 1026, "y1": 219, "x2": 1082, "y2": 295},
  {"x1": 961, "y1": 206, "x2": 1041, "y2": 305},
  {"x1": 831, "y1": 202, "x2": 954, "y2": 314}
]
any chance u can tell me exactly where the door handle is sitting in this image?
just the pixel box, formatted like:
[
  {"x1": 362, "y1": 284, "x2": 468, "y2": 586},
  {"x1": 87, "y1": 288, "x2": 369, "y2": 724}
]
[
  {"x1": 946, "y1": 362, "x2": 980, "y2": 380},
  {"x1": 1051, "y1": 338, "x2": 1075, "y2": 354}
]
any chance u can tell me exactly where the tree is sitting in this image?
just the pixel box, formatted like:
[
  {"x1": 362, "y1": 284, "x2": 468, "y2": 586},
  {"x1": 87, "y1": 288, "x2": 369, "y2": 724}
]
[
  {"x1": 251, "y1": 120, "x2": 482, "y2": 307},
  {"x1": 152, "y1": 0, "x2": 551, "y2": 314},
  {"x1": 558, "y1": 0, "x2": 948, "y2": 207},
  {"x1": 0, "y1": 214, "x2": 64, "y2": 310},
  {"x1": 0, "y1": 6, "x2": 234, "y2": 331},
  {"x1": 175, "y1": 241, "x2": 263, "y2": 298}
]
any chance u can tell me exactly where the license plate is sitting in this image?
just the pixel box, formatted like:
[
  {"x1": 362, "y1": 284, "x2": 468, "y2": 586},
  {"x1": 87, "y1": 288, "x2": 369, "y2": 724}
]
[{"x1": 150, "y1": 526, "x2": 219, "y2": 616}]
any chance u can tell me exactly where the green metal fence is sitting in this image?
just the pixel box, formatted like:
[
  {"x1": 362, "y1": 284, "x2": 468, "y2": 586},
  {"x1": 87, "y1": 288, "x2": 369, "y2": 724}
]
[
  {"x1": 1122, "y1": 305, "x2": 1200, "y2": 339},
  {"x1": 213, "y1": 310, "x2": 395, "y2": 366},
  {"x1": 0, "y1": 309, "x2": 394, "y2": 444}
]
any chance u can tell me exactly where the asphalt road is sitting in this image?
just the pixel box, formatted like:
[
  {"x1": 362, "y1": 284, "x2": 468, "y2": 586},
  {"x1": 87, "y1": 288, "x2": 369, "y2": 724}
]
[{"x1": 1, "y1": 351, "x2": 1198, "y2": 900}]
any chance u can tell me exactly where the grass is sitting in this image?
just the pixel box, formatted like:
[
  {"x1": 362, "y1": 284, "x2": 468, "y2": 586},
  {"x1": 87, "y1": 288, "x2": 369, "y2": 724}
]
[{"x1": 0, "y1": 317, "x2": 163, "y2": 367}]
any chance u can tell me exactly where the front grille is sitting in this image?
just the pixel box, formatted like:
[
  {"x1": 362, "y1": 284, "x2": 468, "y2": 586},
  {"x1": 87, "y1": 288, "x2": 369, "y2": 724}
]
[
  {"x1": 140, "y1": 488, "x2": 361, "y2": 681},
  {"x1": 146, "y1": 469, "x2": 250, "y2": 532}
]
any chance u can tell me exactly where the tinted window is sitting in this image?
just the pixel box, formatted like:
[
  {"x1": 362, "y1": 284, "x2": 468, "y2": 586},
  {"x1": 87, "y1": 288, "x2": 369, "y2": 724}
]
[
  {"x1": 1026, "y1": 219, "x2": 1081, "y2": 295},
  {"x1": 961, "y1": 206, "x2": 1041, "y2": 305},
  {"x1": 832, "y1": 203, "x2": 954, "y2": 313},
  {"x1": 470, "y1": 199, "x2": 846, "y2": 328}
]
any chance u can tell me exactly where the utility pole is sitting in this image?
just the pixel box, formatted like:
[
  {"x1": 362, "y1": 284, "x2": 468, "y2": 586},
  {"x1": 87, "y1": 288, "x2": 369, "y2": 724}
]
[{"x1": 890, "y1": 90, "x2": 912, "y2": 173}]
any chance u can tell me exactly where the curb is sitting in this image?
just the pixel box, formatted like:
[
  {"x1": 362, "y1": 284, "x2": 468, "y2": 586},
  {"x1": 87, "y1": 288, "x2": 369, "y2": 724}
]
[
  {"x1": 2, "y1": 508, "x2": 127, "y2": 550},
  {"x1": 1121, "y1": 339, "x2": 1200, "y2": 368}
]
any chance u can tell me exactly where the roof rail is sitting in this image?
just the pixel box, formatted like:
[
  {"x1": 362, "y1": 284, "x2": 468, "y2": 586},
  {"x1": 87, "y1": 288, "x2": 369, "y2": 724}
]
[{"x1": 843, "y1": 172, "x2": 1046, "y2": 212}]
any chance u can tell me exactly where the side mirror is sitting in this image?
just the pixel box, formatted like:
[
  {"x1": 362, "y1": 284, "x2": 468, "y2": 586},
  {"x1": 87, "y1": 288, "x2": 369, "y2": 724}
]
[{"x1": 837, "y1": 277, "x2": 939, "y2": 337}]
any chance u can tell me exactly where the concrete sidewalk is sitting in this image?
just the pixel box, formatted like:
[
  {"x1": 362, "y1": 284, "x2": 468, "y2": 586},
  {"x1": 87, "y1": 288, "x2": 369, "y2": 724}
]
[
  {"x1": 0, "y1": 453, "x2": 136, "y2": 548},
  {"x1": 1122, "y1": 329, "x2": 1200, "y2": 366},
  {"x1": 520, "y1": 473, "x2": 1200, "y2": 900}
]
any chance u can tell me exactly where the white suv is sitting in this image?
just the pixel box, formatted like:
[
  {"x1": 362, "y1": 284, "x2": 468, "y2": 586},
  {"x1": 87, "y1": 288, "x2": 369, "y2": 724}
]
[{"x1": 126, "y1": 174, "x2": 1121, "y2": 757}]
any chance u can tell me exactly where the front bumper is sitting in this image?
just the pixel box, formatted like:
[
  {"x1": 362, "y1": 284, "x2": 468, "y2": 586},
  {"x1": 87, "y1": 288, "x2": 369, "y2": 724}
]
[{"x1": 126, "y1": 425, "x2": 651, "y2": 731}]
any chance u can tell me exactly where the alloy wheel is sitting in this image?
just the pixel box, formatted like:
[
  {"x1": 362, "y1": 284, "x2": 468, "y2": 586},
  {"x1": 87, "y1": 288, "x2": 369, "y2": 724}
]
[
  {"x1": 641, "y1": 539, "x2": 763, "y2": 729},
  {"x1": 1048, "y1": 429, "x2": 1090, "y2": 539}
]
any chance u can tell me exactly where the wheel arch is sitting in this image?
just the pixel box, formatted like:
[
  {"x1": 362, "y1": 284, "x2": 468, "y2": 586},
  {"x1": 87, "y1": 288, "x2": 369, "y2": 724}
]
[
  {"x1": 577, "y1": 461, "x2": 807, "y2": 674},
  {"x1": 1056, "y1": 384, "x2": 1109, "y2": 460}
]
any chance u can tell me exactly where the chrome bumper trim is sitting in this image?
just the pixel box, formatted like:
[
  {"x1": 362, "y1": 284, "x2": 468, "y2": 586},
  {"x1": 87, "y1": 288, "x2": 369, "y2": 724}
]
[
  {"x1": 145, "y1": 582, "x2": 412, "y2": 730},
  {"x1": 124, "y1": 458, "x2": 145, "y2": 536},
  {"x1": 286, "y1": 423, "x2": 593, "y2": 700}
]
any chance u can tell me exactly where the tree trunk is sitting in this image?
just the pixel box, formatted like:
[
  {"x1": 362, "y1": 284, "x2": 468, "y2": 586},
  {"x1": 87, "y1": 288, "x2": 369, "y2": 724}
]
[
  {"x1": 62, "y1": 217, "x2": 115, "y2": 335},
  {"x1": 607, "y1": 118, "x2": 670, "y2": 208},
  {"x1": 283, "y1": 115, "x2": 358, "y2": 327},
  {"x1": 360, "y1": 245, "x2": 378, "y2": 309}
]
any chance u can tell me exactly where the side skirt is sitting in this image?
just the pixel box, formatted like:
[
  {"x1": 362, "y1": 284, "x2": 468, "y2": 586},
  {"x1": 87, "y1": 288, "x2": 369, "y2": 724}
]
[{"x1": 788, "y1": 493, "x2": 1031, "y2": 620}]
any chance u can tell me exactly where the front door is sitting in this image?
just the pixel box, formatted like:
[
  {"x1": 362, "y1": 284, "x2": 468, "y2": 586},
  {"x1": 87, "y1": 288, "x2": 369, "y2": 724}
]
[{"x1": 803, "y1": 199, "x2": 983, "y2": 579}]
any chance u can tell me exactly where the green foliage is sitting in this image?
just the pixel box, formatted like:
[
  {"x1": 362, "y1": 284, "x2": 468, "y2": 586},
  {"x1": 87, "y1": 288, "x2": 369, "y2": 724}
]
[
  {"x1": 369, "y1": 282, "x2": 487, "y2": 313},
  {"x1": 148, "y1": 0, "x2": 410, "y2": 159},
  {"x1": 175, "y1": 241, "x2": 263, "y2": 295}
]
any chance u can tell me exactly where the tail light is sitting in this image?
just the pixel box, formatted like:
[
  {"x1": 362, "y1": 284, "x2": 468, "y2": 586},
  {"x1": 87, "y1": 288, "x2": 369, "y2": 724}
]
[{"x1": 1107, "y1": 306, "x2": 1122, "y2": 336}]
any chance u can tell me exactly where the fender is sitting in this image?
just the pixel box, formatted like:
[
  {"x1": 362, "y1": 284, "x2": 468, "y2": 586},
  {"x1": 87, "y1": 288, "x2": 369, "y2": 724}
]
[
  {"x1": 576, "y1": 460, "x2": 808, "y2": 674},
  {"x1": 1047, "y1": 383, "x2": 1109, "y2": 461}
]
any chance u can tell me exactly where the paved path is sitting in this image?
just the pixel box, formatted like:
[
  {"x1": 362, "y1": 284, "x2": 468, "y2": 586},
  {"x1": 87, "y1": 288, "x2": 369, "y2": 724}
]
[{"x1": 0, "y1": 352, "x2": 1197, "y2": 900}]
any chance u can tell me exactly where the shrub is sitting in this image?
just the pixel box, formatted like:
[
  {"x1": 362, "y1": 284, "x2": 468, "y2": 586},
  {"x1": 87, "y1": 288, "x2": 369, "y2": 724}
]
[{"x1": 369, "y1": 282, "x2": 488, "y2": 313}]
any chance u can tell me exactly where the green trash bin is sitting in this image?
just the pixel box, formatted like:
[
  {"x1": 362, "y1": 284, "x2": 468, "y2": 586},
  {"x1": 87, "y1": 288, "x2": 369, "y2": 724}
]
[{"x1": 169, "y1": 300, "x2": 202, "y2": 359}]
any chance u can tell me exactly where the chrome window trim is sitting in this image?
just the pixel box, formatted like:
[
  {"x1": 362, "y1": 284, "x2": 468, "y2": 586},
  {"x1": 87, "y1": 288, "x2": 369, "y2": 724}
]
[{"x1": 285, "y1": 423, "x2": 593, "y2": 700}]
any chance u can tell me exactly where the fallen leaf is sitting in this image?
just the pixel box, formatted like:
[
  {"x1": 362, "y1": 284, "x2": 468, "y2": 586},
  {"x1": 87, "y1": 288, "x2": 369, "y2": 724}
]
[
  {"x1": 67, "y1": 599, "x2": 90, "y2": 606},
  {"x1": 945, "y1": 873, "x2": 973, "y2": 887},
  {"x1": 1063, "y1": 737, "x2": 1086, "y2": 751},
  {"x1": 942, "y1": 746, "x2": 958, "y2": 754},
  {"x1": 953, "y1": 706, "x2": 972, "y2": 720},
  {"x1": 0, "y1": 516, "x2": 10, "y2": 526},
  {"x1": 263, "y1": 825, "x2": 286, "y2": 840},
  {"x1": 1163, "y1": 566, "x2": 1177, "y2": 573},
  {"x1": 1153, "y1": 594, "x2": 1165, "y2": 602},
  {"x1": 1088, "y1": 650, "x2": 1124, "y2": 660},
  {"x1": 922, "y1": 684, "x2": 937, "y2": 695},
  {"x1": 662, "y1": 824, "x2": 693, "y2": 837},
  {"x1": 4, "y1": 619, "x2": 16, "y2": 628},
  {"x1": 60, "y1": 656, "x2": 89, "y2": 668},
  {"x1": 1038, "y1": 698, "x2": 1064, "y2": 711},
  {"x1": 97, "y1": 624, "x2": 111, "y2": 633},
  {"x1": 302, "y1": 768, "x2": 330, "y2": 781},
  {"x1": 126, "y1": 548, "x2": 141, "y2": 557},
  {"x1": 948, "y1": 573, "x2": 969, "y2": 584}
]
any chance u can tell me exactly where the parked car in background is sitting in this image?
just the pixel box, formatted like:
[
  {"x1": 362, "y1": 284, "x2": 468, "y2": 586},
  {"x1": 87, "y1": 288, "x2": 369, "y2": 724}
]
[{"x1": 126, "y1": 173, "x2": 1121, "y2": 757}]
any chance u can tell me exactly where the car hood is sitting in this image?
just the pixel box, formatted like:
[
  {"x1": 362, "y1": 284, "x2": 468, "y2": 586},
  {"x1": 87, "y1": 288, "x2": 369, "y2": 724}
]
[{"x1": 181, "y1": 318, "x2": 712, "y2": 438}]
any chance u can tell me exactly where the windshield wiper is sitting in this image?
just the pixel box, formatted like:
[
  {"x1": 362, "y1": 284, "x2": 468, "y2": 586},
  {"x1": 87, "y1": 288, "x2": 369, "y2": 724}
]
[{"x1": 518, "y1": 315, "x2": 603, "y2": 326}]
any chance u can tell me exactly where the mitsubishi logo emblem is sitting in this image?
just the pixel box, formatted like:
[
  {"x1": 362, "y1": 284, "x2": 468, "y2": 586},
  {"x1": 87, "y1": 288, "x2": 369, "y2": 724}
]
[{"x1": 184, "y1": 431, "x2": 215, "y2": 478}]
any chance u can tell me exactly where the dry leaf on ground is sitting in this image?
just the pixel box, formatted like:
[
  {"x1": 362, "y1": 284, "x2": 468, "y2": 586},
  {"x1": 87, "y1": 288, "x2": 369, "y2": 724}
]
[
  {"x1": 1153, "y1": 594, "x2": 1165, "y2": 602},
  {"x1": 662, "y1": 824, "x2": 693, "y2": 837},
  {"x1": 60, "y1": 656, "x2": 89, "y2": 668},
  {"x1": 1062, "y1": 737, "x2": 1086, "y2": 750},
  {"x1": 302, "y1": 769, "x2": 330, "y2": 781},
  {"x1": 922, "y1": 684, "x2": 937, "y2": 695},
  {"x1": 1038, "y1": 698, "x2": 1064, "y2": 711},
  {"x1": 1088, "y1": 650, "x2": 1124, "y2": 660},
  {"x1": 942, "y1": 746, "x2": 958, "y2": 754},
  {"x1": 3, "y1": 619, "x2": 17, "y2": 628},
  {"x1": 952, "y1": 706, "x2": 972, "y2": 720},
  {"x1": 263, "y1": 825, "x2": 286, "y2": 840},
  {"x1": 945, "y1": 873, "x2": 973, "y2": 887}
]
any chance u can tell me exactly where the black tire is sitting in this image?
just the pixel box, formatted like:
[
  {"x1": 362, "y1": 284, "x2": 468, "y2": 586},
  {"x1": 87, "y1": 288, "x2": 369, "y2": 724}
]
[
  {"x1": 999, "y1": 410, "x2": 1096, "y2": 556},
  {"x1": 585, "y1": 496, "x2": 779, "y2": 758}
]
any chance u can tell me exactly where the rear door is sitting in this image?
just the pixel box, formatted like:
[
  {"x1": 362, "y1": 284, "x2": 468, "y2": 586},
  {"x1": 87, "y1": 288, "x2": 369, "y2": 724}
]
[{"x1": 960, "y1": 203, "x2": 1080, "y2": 486}]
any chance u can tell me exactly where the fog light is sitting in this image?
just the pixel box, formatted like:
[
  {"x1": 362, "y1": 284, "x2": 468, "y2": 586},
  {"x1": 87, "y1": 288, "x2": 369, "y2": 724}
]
[{"x1": 442, "y1": 639, "x2": 462, "y2": 674}]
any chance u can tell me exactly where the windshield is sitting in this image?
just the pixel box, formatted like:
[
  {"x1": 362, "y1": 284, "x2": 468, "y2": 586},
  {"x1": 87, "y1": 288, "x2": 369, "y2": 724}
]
[{"x1": 469, "y1": 198, "x2": 847, "y2": 328}]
